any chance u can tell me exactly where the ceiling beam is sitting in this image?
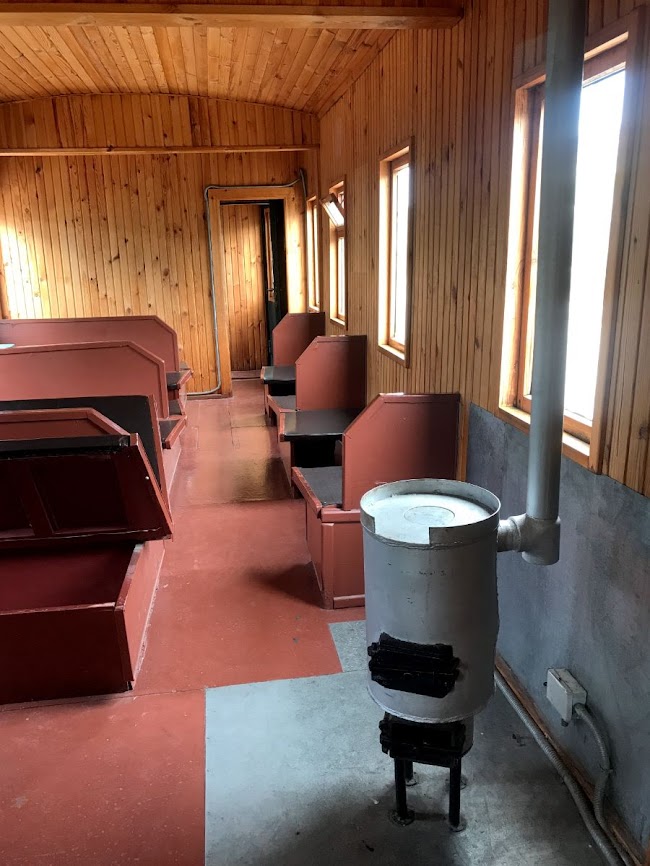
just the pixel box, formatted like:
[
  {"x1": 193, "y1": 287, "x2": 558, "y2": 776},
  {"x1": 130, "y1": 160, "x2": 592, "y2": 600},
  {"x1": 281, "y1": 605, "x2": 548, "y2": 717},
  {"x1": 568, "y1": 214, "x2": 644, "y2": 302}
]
[{"x1": 0, "y1": 3, "x2": 463, "y2": 30}]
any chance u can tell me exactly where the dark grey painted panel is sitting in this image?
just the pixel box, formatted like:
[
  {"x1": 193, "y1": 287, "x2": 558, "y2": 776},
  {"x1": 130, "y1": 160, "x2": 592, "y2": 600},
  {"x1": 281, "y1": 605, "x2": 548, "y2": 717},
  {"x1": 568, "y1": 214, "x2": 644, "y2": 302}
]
[{"x1": 467, "y1": 403, "x2": 650, "y2": 849}]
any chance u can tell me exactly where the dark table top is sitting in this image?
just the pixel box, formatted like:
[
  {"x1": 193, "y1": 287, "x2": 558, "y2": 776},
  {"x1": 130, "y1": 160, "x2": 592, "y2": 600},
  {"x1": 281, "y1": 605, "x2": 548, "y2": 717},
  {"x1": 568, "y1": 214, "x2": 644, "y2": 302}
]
[
  {"x1": 167, "y1": 368, "x2": 192, "y2": 389},
  {"x1": 281, "y1": 408, "x2": 359, "y2": 441},
  {"x1": 261, "y1": 365, "x2": 296, "y2": 385}
]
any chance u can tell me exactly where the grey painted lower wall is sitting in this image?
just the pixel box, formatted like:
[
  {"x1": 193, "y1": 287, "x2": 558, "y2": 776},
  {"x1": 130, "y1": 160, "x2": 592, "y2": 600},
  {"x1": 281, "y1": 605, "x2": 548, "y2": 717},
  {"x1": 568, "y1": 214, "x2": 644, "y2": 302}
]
[{"x1": 467, "y1": 403, "x2": 650, "y2": 850}]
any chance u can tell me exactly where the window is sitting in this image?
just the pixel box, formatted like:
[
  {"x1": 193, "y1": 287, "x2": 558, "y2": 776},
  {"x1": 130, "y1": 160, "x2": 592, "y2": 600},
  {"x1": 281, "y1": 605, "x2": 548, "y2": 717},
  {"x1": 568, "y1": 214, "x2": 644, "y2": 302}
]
[
  {"x1": 502, "y1": 42, "x2": 627, "y2": 448},
  {"x1": 322, "y1": 181, "x2": 346, "y2": 325},
  {"x1": 306, "y1": 196, "x2": 320, "y2": 311},
  {"x1": 379, "y1": 145, "x2": 413, "y2": 361}
]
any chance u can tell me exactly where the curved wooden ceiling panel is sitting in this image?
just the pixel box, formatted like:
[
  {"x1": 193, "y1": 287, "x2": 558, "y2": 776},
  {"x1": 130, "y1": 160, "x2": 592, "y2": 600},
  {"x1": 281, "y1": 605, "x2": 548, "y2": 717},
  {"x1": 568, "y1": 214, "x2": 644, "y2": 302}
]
[{"x1": 0, "y1": 25, "x2": 396, "y2": 115}]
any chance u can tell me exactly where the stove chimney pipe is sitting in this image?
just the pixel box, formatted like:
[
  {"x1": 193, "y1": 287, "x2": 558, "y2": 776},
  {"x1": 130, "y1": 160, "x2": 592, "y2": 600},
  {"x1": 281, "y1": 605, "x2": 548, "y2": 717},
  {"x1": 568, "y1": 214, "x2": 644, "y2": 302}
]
[{"x1": 498, "y1": 0, "x2": 587, "y2": 565}]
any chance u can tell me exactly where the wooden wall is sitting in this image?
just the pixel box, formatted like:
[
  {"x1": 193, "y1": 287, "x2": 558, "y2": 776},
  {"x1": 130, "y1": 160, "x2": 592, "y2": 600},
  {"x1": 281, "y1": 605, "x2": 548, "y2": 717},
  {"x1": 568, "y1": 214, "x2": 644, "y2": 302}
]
[
  {"x1": 319, "y1": 0, "x2": 650, "y2": 495},
  {"x1": 222, "y1": 204, "x2": 267, "y2": 371},
  {"x1": 0, "y1": 93, "x2": 318, "y2": 392}
]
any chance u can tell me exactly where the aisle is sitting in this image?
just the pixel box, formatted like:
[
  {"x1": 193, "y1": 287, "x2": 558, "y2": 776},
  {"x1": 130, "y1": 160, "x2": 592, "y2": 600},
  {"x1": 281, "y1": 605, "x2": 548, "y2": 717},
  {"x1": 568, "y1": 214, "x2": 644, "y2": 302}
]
[
  {"x1": 0, "y1": 381, "x2": 360, "y2": 866},
  {"x1": 0, "y1": 381, "x2": 597, "y2": 866}
]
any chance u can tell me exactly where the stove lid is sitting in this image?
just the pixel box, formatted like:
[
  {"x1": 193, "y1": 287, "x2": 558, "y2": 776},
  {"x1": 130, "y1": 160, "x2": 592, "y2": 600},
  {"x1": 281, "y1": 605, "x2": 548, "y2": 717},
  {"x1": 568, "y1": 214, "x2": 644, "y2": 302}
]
[
  {"x1": 0, "y1": 409, "x2": 172, "y2": 550},
  {"x1": 360, "y1": 478, "x2": 500, "y2": 547}
]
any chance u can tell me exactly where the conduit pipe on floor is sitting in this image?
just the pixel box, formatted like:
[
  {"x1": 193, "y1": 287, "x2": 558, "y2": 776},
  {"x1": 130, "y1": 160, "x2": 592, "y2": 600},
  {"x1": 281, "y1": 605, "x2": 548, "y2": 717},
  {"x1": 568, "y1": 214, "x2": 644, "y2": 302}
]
[
  {"x1": 572, "y1": 704, "x2": 635, "y2": 866},
  {"x1": 497, "y1": 0, "x2": 587, "y2": 565},
  {"x1": 495, "y1": 672, "x2": 627, "y2": 866},
  {"x1": 189, "y1": 171, "x2": 306, "y2": 398}
]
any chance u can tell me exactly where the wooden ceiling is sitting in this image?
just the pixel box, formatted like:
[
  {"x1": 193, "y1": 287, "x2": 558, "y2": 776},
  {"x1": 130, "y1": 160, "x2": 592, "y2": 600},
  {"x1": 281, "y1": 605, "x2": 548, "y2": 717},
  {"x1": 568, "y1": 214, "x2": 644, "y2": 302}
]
[
  {"x1": 0, "y1": 25, "x2": 400, "y2": 115},
  {"x1": 0, "y1": 3, "x2": 463, "y2": 116}
]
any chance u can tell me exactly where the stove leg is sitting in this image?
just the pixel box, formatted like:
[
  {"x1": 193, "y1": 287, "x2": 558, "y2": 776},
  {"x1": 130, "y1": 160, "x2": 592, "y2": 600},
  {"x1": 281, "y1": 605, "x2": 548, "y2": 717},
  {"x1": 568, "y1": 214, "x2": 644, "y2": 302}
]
[
  {"x1": 448, "y1": 759, "x2": 466, "y2": 832},
  {"x1": 391, "y1": 758, "x2": 414, "y2": 825},
  {"x1": 404, "y1": 760, "x2": 418, "y2": 786}
]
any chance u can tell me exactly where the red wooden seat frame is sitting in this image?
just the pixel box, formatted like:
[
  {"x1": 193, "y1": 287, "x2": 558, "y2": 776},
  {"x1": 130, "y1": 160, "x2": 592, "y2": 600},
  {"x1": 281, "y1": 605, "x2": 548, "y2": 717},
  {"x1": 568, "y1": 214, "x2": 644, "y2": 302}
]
[{"x1": 292, "y1": 393, "x2": 460, "y2": 608}]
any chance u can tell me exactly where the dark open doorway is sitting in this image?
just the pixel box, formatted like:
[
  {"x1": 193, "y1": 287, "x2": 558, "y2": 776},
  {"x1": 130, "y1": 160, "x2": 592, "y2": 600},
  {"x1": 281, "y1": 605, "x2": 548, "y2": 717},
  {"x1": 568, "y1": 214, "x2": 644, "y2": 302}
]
[
  {"x1": 220, "y1": 200, "x2": 288, "y2": 373},
  {"x1": 260, "y1": 200, "x2": 288, "y2": 365}
]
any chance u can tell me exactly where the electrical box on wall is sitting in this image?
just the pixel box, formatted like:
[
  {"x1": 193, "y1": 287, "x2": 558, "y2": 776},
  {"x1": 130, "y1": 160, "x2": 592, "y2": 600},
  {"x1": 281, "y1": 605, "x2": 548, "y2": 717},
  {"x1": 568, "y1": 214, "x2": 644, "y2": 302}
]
[{"x1": 546, "y1": 668, "x2": 588, "y2": 724}]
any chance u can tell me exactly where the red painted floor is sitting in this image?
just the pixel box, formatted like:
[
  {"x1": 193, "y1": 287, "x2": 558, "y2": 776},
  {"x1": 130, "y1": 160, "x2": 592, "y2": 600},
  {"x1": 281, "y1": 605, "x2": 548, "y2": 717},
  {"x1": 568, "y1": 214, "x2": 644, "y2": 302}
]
[{"x1": 0, "y1": 380, "x2": 363, "y2": 865}]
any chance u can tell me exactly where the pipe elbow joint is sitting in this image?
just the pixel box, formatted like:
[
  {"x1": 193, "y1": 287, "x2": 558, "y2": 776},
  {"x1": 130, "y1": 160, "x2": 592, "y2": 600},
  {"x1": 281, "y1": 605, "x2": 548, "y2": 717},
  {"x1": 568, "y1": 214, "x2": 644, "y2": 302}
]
[{"x1": 497, "y1": 514, "x2": 560, "y2": 565}]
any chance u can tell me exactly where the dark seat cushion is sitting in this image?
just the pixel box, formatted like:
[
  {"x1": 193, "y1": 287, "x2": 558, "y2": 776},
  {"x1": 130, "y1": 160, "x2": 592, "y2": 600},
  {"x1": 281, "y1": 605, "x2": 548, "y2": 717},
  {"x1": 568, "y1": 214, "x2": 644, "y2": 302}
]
[
  {"x1": 296, "y1": 466, "x2": 343, "y2": 508},
  {"x1": 271, "y1": 395, "x2": 296, "y2": 411}
]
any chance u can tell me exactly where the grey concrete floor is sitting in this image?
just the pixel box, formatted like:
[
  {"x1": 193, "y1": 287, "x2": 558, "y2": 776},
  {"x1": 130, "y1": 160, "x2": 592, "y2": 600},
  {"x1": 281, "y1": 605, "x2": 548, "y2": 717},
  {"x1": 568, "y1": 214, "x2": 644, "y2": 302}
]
[{"x1": 205, "y1": 621, "x2": 601, "y2": 866}]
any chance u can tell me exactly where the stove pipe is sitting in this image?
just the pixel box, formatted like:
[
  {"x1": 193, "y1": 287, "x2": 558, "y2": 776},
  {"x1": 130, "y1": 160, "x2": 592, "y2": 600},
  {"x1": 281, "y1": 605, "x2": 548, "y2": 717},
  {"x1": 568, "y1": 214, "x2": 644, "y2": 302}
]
[{"x1": 498, "y1": 0, "x2": 587, "y2": 565}]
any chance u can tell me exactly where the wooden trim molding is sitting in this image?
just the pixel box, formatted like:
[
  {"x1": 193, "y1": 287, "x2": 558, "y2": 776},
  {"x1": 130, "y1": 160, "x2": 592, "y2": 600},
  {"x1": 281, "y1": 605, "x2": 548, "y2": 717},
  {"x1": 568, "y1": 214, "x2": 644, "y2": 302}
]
[
  {"x1": 0, "y1": 2, "x2": 464, "y2": 29},
  {"x1": 497, "y1": 405, "x2": 590, "y2": 469},
  {"x1": 0, "y1": 145, "x2": 318, "y2": 157}
]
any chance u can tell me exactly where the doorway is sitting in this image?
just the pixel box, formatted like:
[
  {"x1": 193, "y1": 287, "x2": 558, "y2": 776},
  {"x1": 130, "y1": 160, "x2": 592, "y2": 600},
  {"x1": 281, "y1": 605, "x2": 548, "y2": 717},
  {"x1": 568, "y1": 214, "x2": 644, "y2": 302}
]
[{"x1": 221, "y1": 201, "x2": 288, "y2": 374}]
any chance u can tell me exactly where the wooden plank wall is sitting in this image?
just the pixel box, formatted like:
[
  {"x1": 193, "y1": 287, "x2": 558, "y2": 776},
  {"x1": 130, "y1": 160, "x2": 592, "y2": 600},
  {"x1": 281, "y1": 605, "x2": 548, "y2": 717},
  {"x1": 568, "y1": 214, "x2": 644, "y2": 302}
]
[
  {"x1": 222, "y1": 204, "x2": 267, "y2": 371},
  {"x1": 0, "y1": 94, "x2": 318, "y2": 391},
  {"x1": 319, "y1": 0, "x2": 650, "y2": 495}
]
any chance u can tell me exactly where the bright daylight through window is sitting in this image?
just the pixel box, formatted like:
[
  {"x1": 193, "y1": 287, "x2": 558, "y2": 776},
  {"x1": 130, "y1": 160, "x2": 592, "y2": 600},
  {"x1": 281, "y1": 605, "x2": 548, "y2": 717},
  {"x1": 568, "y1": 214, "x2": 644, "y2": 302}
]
[
  {"x1": 389, "y1": 159, "x2": 410, "y2": 349},
  {"x1": 509, "y1": 52, "x2": 626, "y2": 443}
]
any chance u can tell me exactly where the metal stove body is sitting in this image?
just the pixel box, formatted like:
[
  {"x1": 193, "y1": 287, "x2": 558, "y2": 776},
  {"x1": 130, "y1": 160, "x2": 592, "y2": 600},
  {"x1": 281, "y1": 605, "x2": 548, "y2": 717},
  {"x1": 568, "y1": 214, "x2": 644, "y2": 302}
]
[{"x1": 360, "y1": 478, "x2": 501, "y2": 829}]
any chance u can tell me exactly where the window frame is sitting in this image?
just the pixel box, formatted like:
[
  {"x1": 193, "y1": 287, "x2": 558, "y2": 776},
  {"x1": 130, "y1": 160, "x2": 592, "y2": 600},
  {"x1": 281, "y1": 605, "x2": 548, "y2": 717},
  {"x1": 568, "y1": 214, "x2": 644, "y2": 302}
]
[
  {"x1": 378, "y1": 141, "x2": 414, "y2": 365},
  {"x1": 306, "y1": 196, "x2": 320, "y2": 311},
  {"x1": 325, "y1": 180, "x2": 347, "y2": 327},
  {"x1": 501, "y1": 33, "x2": 631, "y2": 467}
]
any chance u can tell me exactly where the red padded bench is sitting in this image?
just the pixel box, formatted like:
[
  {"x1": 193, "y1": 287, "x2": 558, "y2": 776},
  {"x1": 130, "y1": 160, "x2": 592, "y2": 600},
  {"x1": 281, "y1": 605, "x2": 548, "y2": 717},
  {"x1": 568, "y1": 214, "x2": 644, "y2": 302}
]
[
  {"x1": 0, "y1": 341, "x2": 186, "y2": 491},
  {"x1": 0, "y1": 315, "x2": 192, "y2": 413},
  {"x1": 0, "y1": 408, "x2": 171, "y2": 703},
  {"x1": 269, "y1": 335, "x2": 367, "y2": 482},
  {"x1": 261, "y1": 311, "x2": 326, "y2": 414},
  {"x1": 292, "y1": 393, "x2": 460, "y2": 608}
]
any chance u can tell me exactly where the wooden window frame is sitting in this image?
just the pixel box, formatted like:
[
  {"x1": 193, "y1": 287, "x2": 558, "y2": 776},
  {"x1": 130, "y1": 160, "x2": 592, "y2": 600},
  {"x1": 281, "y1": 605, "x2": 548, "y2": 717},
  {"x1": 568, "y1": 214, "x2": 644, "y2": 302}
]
[
  {"x1": 306, "y1": 196, "x2": 320, "y2": 311},
  {"x1": 325, "y1": 180, "x2": 347, "y2": 327},
  {"x1": 501, "y1": 32, "x2": 632, "y2": 468},
  {"x1": 378, "y1": 141, "x2": 414, "y2": 365}
]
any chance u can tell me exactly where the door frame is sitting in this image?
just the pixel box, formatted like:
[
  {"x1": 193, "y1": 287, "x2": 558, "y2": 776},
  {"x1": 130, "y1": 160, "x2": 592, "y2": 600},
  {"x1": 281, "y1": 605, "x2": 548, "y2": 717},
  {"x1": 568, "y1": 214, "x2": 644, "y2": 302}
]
[{"x1": 207, "y1": 186, "x2": 306, "y2": 397}]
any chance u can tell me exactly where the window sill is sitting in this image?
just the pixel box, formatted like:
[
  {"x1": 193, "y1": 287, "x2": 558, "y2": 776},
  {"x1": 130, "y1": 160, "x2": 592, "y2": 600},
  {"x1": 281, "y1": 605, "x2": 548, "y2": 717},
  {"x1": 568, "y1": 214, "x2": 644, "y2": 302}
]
[
  {"x1": 308, "y1": 305, "x2": 321, "y2": 313},
  {"x1": 330, "y1": 316, "x2": 347, "y2": 328},
  {"x1": 497, "y1": 405, "x2": 591, "y2": 470},
  {"x1": 378, "y1": 342, "x2": 408, "y2": 367}
]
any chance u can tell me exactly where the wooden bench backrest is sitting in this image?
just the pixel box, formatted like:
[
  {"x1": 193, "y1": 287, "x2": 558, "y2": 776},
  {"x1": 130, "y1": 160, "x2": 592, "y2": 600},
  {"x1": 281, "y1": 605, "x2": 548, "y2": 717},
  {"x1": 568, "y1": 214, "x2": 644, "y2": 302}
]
[
  {"x1": 342, "y1": 393, "x2": 460, "y2": 511},
  {"x1": 271, "y1": 311, "x2": 326, "y2": 365},
  {"x1": 295, "y1": 335, "x2": 367, "y2": 411},
  {"x1": 0, "y1": 315, "x2": 179, "y2": 371},
  {"x1": 0, "y1": 341, "x2": 169, "y2": 418}
]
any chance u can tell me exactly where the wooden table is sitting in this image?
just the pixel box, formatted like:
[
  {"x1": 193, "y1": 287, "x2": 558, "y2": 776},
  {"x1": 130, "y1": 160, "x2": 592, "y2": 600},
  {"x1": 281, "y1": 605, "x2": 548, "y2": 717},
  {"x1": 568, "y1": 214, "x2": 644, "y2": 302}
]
[
  {"x1": 280, "y1": 408, "x2": 360, "y2": 467},
  {"x1": 261, "y1": 365, "x2": 297, "y2": 400},
  {"x1": 261, "y1": 365, "x2": 296, "y2": 385}
]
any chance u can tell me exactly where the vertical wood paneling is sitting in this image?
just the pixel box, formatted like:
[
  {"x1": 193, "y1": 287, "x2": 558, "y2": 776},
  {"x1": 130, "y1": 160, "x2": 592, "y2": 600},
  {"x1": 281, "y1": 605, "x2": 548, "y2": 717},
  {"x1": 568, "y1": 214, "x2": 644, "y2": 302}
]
[
  {"x1": 221, "y1": 204, "x2": 267, "y2": 371},
  {"x1": 0, "y1": 94, "x2": 312, "y2": 391},
  {"x1": 319, "y1": 0, "x2": 650, "y2": 494}
]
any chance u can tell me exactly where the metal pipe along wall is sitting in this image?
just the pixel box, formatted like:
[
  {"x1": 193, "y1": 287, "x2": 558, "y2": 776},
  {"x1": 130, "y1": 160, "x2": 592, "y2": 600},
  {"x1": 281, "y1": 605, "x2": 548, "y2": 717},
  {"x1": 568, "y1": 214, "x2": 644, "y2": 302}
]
[{"x1": 498, "y1": 0, "x2": 587, "y2": 565}]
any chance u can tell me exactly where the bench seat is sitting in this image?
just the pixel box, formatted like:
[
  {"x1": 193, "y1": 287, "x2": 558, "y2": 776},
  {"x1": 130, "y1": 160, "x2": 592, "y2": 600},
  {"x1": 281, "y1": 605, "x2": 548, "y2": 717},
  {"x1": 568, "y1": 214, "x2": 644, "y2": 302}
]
[{"x1": 292, "y1": 466, "x2": 343, "y2": 512}]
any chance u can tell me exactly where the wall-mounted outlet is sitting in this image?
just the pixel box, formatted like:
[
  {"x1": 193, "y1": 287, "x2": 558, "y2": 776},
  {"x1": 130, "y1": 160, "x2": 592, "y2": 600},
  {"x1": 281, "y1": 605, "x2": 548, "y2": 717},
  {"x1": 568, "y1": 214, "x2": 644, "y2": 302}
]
[{"x1": 546, "y1": 668, "x2": 587, "y2": 724}]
